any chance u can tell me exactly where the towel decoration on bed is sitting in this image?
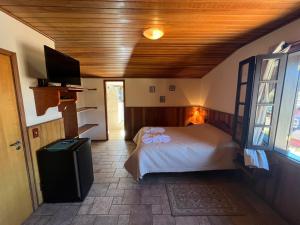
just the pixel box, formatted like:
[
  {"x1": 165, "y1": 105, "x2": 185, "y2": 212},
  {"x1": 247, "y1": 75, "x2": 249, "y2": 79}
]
[
  {"x1": 142, "y1": 133, "x2": 171, "y2": 144},
  {"x1": 142, "y1": 127, "x2": 171, "y2": 144},
  {"x1": 244, "y1": 149, "x2": 269, "y2": 170},
  {"x1": 144, "y1": 127, "x2": 166, "y2": 134}
]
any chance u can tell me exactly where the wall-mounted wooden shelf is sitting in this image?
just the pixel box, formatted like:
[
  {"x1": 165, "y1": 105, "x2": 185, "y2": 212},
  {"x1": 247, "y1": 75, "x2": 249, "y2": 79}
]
[
  {"x1": 60, "y1": 99, "x2": 76, "y2": 102},
  {"x1": 77, "y1": 107, "x2": 97, "y2": 113},
  {"x1": 78, "y1": 124, "x2": 98, "y2": 135},
  {"x1": 30, "y1": 86, "x2": 83, "y2": 116}
]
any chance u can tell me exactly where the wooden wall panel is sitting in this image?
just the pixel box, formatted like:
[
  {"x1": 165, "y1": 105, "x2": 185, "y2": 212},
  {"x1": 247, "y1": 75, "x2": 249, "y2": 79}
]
[
  {"x1": 125, "y1": 107, "x2": 186, "y2": 140},
  {"x1": 62, "y1": 103, "x2": 79, "y2": 138},
  {"x1": 124, "y1": 106, "x2": 234, "y2": 140},
  {"x1": 248, "y1": 153, "x2": 300, "y2": 225},
  {"x1": 27, "y1": 118, "x2": 65, "y2": 205},
  {"x1": 205, "y1": 107, "x2": 235, "y2": 135}
]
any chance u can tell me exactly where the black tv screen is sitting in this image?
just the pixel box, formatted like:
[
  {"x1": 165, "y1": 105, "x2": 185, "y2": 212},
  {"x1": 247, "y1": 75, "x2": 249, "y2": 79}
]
[{"x1": 44, "y1": 45, "x2": 81, "y2": 86}]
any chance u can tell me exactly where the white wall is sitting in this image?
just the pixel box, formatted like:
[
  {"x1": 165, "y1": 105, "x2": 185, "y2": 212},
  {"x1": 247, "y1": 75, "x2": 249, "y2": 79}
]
[
  {"x1": 125, "y1": 78, "x2": 202, "y2": 106},
  {"x1": 200, "y1": 18, "x2": 300, "y2": 114},
  {"x1": 77, "y1": 79, "x2": 107, "y2": 140},
  {"x1": 82, "y1": 78, "x2": 202, "y2": 108},
  {"x1": 0, "y1": 12, "x2": 61, "y2": 126},
  {"x1": 78, "y1": 78, "x2": 202, "y2": 139}
]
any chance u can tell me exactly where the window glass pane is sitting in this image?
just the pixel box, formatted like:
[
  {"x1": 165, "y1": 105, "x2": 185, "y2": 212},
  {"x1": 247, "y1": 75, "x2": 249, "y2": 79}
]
[
  {"x1": 273, "y1": 51, "x2": 300, "y2": 160},
  {"x1": 238, "y1": 104, "x2": 244, "y2": 117},
  {"x1": 253, "y1": 127, "x2": 270, "y2": 146},
  {"x1": 241, "y1": 63, "x2": 249, "y2": 83},
  {"x1": 287, "y1": 89, "x2": 300, "y2": 157},
  {"x1": 257, "y1": 83, "x2": 276, "y2": 104},
  {"x1": 255, "y1": 105, "x2": 273, "y2": 126},
  {"x1": 260, "y1": 58, "x2": 279, "y2": 81},
  {"x1": 239, "y1": 84, "x2": 246, "y2": 103}
]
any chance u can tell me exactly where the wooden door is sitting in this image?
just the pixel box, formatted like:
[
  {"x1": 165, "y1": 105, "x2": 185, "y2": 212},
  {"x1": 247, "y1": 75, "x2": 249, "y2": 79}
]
[{"x1": 0, "y1": 53, "x2": 33, "y2": 225}]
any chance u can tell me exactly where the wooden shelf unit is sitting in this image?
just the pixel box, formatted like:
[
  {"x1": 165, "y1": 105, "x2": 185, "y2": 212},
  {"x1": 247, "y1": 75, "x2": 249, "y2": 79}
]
[
  {"x1": 76, "y1": 78, "x2": 103, "y2": 140},
  {"x1": 60, "y1": 99, "x2": 76, "y2": 103},
  {"x1": 78, "y1": 124, "x2": 98, "y2": 135},
  {"x1": 30, "y1": 86, "x2": 83, "y2": 116},
  {"x1": 77, "y1": 107, "x2": 97, "y2": 113},
  {"x1": 31, "y1": 86, "x2": 84, "y2": 138}
]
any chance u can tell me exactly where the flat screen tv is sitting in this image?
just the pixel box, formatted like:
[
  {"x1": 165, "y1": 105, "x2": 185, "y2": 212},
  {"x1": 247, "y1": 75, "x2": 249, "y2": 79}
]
[{"x1": 44, "y1": 45, "x2": 81, "y2": 86}]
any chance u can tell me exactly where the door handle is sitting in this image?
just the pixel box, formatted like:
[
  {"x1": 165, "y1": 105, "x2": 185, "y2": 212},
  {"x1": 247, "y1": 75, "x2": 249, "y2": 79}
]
[{"x1": 10, "y1": 141, "x2": 22, "y2": 150}]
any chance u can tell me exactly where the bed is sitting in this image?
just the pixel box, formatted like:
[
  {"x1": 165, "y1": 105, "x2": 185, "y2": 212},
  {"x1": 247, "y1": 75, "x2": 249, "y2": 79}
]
[{"x1": 124, "y1": 123, "x2": 238, "y2": 180}]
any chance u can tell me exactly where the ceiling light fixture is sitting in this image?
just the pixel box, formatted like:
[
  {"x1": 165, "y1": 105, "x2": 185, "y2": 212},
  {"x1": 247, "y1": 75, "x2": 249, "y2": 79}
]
[{"x1": 143, "y1": 28, "x2": 164, "y2": 40}]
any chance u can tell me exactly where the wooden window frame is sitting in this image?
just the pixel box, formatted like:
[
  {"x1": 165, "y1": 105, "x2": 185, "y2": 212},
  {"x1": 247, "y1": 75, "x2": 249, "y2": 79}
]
[
  {"x1": 232, "y1": 56, "x2": 256, "y2": 148},
  {"x1": 247, "y1": 53, "x2": 288, "y2": 150}
]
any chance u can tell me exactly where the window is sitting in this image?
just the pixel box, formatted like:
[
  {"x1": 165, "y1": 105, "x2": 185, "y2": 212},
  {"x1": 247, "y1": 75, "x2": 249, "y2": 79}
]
[
  {"x1": 275, "y1": 51, "x2": 300, "y2": 161},
  {"x1": 233, "y1": 44, "x2": 300, "y2": 162},
  {"x1": 287, "y1": 90, "x2": 300, "y2": 158},
  {"x1": 247, "y1": 54, "x2": 287, "y2": 151}
]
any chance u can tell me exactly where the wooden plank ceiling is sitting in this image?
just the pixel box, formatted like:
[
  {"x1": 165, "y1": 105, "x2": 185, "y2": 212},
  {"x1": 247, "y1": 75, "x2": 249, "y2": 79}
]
[{"x1": 1, "y1": 1, "x2": 300, "y2": 78}]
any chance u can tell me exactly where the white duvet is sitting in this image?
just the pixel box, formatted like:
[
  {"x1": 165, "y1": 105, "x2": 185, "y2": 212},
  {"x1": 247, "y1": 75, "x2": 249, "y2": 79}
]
[{"x1": 124, "y1": 124, "x2": 238, "y2": 180}]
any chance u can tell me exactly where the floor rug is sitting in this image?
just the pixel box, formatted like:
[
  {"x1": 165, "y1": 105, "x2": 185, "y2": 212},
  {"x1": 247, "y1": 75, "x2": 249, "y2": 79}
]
[{"x1": 166, "y1": 184, "x2": 244, "y2": 216}]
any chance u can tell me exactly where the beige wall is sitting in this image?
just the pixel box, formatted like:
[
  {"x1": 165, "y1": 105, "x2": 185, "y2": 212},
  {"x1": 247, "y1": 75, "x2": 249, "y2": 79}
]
[
  {"x1": 125, "y1": 78, "x2": 202, "y2": 106},
  {"x1": 200, "y1": 18, "x2": 300, "y2": 114},
  {"x1": 77, "y1": 79, "x2": 107, "y2": 140},
  {"x1": 0, "y1": 11, "x2": 60, "y2": 126},
  {"x1": 79, "y1": 78, "x2": 202, "y2": 139},
  {"x1": 86, "y1": 78, "x2": 202, "y2": 108}
]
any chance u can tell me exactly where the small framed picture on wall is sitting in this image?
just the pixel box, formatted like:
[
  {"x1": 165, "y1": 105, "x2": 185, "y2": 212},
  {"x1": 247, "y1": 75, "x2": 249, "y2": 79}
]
[
  {"x1": 149, "y1": 85, "x2": 156, "y2": 93},
  {"x1": 160, "y1": 96, "x2": 166, "y2": 103},
  {"x1": 169, "y1": 85, "x2": 176, "y2": 91}
]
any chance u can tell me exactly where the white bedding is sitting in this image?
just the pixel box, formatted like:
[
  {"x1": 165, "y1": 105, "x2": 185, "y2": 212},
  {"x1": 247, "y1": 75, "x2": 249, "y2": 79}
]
[{"x1": 124, "y1": 123, "x2": 238, "y2": 180}]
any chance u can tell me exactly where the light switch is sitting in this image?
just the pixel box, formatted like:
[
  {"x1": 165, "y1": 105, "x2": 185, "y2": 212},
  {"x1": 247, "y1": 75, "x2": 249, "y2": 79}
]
[{"x1": 32, "y1": 128, "x2": 39, "y2": 138}]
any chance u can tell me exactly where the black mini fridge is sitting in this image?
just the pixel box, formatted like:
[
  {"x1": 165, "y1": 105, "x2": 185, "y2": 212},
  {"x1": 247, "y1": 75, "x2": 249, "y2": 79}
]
[{"x1": 37, "y1": 138, "x2": 94, "y2": 203}]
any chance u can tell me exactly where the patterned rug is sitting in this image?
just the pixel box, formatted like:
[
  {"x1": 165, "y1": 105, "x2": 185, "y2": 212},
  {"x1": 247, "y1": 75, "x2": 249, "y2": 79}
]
[{"x1": 166, "y1": 184, "x2": 244, "y2": 216}]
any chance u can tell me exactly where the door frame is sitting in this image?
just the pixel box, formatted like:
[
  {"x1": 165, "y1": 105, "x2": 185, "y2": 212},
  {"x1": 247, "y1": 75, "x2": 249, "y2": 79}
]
[
  {"x1": 0, "y1": 48, "x2": 38, "y2": 209},
  {"x1": 103, "y1": 80, "x2": 126, "y2": 140}
]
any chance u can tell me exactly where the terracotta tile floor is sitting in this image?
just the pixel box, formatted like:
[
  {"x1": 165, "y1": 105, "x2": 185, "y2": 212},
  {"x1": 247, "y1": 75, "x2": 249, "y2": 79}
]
[{"x1": 23, "y1": 140, "x2": 290, "y2": 225}]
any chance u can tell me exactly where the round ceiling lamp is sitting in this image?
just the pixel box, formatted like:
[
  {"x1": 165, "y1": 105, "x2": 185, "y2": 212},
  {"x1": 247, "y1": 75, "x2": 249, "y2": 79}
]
[{"x1": 143, "y1": 28, "x2": 164, "y2": 40}]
